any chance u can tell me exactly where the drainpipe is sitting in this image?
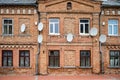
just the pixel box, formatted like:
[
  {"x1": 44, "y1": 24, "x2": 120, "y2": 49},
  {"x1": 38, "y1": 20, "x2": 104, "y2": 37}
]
[
  {"x1": 99, "y1": 2, "x2": 104, "y2": 74},
  {"x1": 35, "y1": 1, "x2": 41, "y2": 75}
]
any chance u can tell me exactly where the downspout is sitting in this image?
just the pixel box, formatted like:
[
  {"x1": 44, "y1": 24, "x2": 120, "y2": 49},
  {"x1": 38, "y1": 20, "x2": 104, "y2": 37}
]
[
  {"x1": 99, "y1": 2, "x2": 104, "y2": 74},
  {"x1": 35, "y1": 0, "x2": 41, "y2": 75}
]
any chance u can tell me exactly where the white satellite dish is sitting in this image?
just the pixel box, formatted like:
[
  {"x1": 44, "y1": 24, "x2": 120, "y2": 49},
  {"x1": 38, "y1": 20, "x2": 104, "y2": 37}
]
[
  {"x1": 38, "y1": 35, "x2": 43, "y2": 43},
  {"x1": 99, "y1": 34, "x2": 106, "y2": 43},
  {"x1": 38, "y1": 22, "x2": 43, "y2": 31},
  {"x1": 90, "y1": 27, "x2": 98, "y2": 36},
  {"x1": 67, "y1": 33, "x2": 73, "y2": 42},
  {"x1": 21, "y1": 24, "x2": 26, "y2": 32}
]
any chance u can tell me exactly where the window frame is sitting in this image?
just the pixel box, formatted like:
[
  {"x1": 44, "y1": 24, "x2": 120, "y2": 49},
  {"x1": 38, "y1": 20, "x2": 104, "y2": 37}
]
[
  {"x1": 2, "y1": 50, "x2": 13, "y2": 67},
  {"x1": 19, "y1": 50, "x2": 30, "y2": 67},
  {"x1": 80, "y1": 50, "x2": 91, "y2": 68},
  {"x1": 108, "y1": 19, "x2": 118, "y2": 36},
  {"x1": 49, "y1": 50, "x2": 60, "y2": 68},
  {"x1": 2, "y1": 18, "x2": 13, "y2": 36},
  {"x1": 109, "y1": 50, "x2": 120, "y2": 67},
  {"x1": 79, "y1": 19, "x2": 90, "y2": 36},
  {"x1": 49, "y1": 19, "x2": 60, "y2": 35}
]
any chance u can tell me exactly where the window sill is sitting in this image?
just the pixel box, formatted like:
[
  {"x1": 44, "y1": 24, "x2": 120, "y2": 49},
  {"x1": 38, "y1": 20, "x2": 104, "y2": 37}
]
[
  {"x1": 108, "y1": 66, "x2": 120, "y2": 69},
  {"x1": 18, "y1": 34, "x2": 31, "y2": 37},
  {"x1": 79, "y1": 66, "x2": 92, "y2": 69},
  {"x1": 63, "y1": 66, "x2": 76, "y2": 68},
  {"x1": 108, "y1": 35, "x2": 118, "y2": 37},
  {"x1": 2, "y1": 34, "x2": 14, "y2": 37},
  {"x1": 48, "y1": 33, "x2": 60, "y2": 36},
  {"x1": 79, "y1": 34, "x2": 90, "y2": 36},
  {"x1": 18, "y1": 67, "x2": 32, "y2": 69},
  {"x1": 48, "y1": 66, "x2": 61, "y2": 69},
  {"x1": 0, "y1": 66, "x2": 14, "y2": 69}
]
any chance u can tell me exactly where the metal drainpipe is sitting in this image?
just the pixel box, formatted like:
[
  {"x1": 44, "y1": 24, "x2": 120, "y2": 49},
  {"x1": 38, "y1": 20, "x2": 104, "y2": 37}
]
[
  {"x1": 99, "y1": 3, "x2": 104, "y2": 74},
  {"x1": 35, "y1": 1, "x2": 41, "y2": 75}
]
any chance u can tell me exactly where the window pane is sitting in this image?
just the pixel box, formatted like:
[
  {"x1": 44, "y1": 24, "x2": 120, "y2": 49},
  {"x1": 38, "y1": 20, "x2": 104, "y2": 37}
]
[
  {"x1": 20, "y1": 57, "x2": 24, "y2": 66},
  {"x1": 8, "y1": 57, "x2": 12, "y2": 66},
  {"x1": 81, "y1": 57, "x2": 85, "y2": 66},
  {"x1": 80, "y1": 20, "x2": 88, "y2": 23},
  {"x1": 85, "y1": 24, "x2": 89, "y2": 33},
  {"x1": 4, "y1": 25, "x2": 7, "y2": 34},
  {"x1": 108, "y1": 25, "x2": 112, "y2": 34},
  {"x1": 108, "y1": 20, "x2": 118, "y2": 24},
  {"x1": 3, "y1": 57, "x2": 7, "y2": 66},
  {"x1": 55, "y1": 57, "x2": 59, "y2": 67},
  {"x1": 80, "y1": 24, "x2": 83, "y2": 33},
  {"x1": 49, "y1": 57, "x2": 54, "y2": 67},
  {"x1": 9, "y1": 25, "x2": 12, "y2": 34},
  {"x1": 4, "y1": 20, "x2": 9, "y2": 24},
  {"x1": 114, "y1": 25, "x2": 118, "y2": 35},
  {"x1": 86, "y1": 57, "x2": 90, "y2": 66},
  {"x1": 25, "y1": 52, "x2": 29, "y2": 56},
  {"x1": 25, "y1": 57, "x2": 30, "y2": 67},
  {"x1": 9, "y1": 20, "x2": 12, "y2": 24},
  {"x1": 50, "y1": 24, "x2": 53, "y2": 33},
  {"x1": 55, "y1": 23, "x2": 59, "y2": 33},
  {"x1": 50, "y1": 19, "x2": 59, "y2": 23},
  {"x1": 110, "y1": 57, "x2": 114, "y2": 66}
]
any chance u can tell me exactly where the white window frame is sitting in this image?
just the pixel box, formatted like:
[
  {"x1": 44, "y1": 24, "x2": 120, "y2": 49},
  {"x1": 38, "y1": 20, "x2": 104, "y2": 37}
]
[
  {"x1": 79, "y1": 19, "x2": 90, "y2": 35},
  {"x1": 2, "y1": 18, "x2": 13, "y2": 36},
  {"x1": 49, "y1": 19, "x2": 60, "y2": 35},
  {"x1": 108, "y1": 20, "x2": 118, "y2": 36}
]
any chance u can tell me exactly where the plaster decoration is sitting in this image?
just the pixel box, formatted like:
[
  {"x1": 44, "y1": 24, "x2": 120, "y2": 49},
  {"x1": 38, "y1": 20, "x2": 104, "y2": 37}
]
[
  {"x1": 106, "y1": 11, "x2": 110, "y2": 15},
  {"x1": 6, "y1": 9, "x2": 9, "y2": 14},
  {"x1": 28, "y1": 9, "x2": 31, "y2": 14},
  {"x1": 112, "y1": 10, "x2": 115, "y2": 15},
  {"x1": 34, "y1": 9, "x2": 37, "y2": 14},
  {"x1": 23, "y1": 9, "x2": 26, "y2": 14},
  {"x1": 118, "y1": 10, "x2": 120, "y2": 15},
  {"x1": 12, "y1": 9, "x2": 15, "y2": 14},
  {"x1": 17, "y1": 9, "x2": 20, "y2": 14},
  {"x1": 1, "y1": 9, "x2": 3, "y2": 14}
]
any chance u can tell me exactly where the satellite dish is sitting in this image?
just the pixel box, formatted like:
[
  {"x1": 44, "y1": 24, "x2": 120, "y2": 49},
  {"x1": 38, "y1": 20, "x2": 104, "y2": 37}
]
[
  {"x1": 67, "y1": 33, "x2": 73, "y2": 42},
  {"x1": 38, "y1": 35, "x2": 43, "y2": 43},
  {"x1": 99, "y1": 34, "x2": 106, "y2": 43},
  {"x1": 90, "y1": 27, "x2": 98, "y2": 36},
  {"x1": 38, "y1": 22, "x2": 43, "y2": 31},
  {"x1": 21, "y1": 24, "x2": 26, "y2": 32}
]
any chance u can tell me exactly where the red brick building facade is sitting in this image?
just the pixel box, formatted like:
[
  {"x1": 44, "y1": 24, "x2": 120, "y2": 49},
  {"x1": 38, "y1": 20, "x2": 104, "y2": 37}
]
[{"x1": 0, "y1": 0, "x2": 120, "y2": 75}]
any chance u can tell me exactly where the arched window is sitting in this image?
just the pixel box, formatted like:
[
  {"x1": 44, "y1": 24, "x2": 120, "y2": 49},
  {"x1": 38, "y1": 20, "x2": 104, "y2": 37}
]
[{"x1": 67, "y1": 2, "x2": 72, "y2": 10}]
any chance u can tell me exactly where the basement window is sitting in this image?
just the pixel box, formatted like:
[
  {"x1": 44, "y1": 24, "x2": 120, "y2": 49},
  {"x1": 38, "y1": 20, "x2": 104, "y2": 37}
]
[{"x1": 67, "y1": 2, "x2": 72, "y2": 10}]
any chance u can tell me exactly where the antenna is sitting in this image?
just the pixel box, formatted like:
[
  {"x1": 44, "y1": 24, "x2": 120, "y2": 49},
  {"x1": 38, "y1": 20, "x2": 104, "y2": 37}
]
[
  {"x1": 38, "y1": 22, "x2": 43, "y2": 31},
  {"x1": 66, "y1": 33, "x2": 74, "y2": 42},
  {"x1": 20, "y1": 24, "x2": 26, "y2": 32},
  {"x1": 38, "y1": 35, "x2": 43, "y2": 43},
  {"x1": 90, "y1": 27, "x2": 98, "y2": 36},
  {"x1": 99, "y1": 34, "x2": 106, "y2": 43}
]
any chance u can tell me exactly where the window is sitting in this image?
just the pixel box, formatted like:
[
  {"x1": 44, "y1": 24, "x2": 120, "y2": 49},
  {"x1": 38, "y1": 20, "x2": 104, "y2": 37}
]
[
  {"x1": 80, "y1": 50, "x2": 91, "y2": 67},
  {"x1": 49, "y1": 50, "x2": 60, "y2": 67},
  {"x1": 67, "y1": 2, "x2": 72, "y2": 10},
  {"x1": 49, "y1": 19, "x2": 59, "y2": 35},
  {"x1": 2, "y1": 19, "x2": 13, "y2": 35},
  {"x1": 2, "y1": 50, "x2": 13, "y2": 67},
  {"x1": 108, "y1": 20, "x2": 118, "y2": 36},
  {"x1": 19, "y1": 50, "x2": 30, "y2": 67},
  {"x1": 80, "y1": 19, "x2": 89, "y2": 35},
  {"x1": 110, "y1": 51, "x2": 120, "y2": 67}
]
